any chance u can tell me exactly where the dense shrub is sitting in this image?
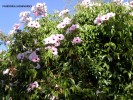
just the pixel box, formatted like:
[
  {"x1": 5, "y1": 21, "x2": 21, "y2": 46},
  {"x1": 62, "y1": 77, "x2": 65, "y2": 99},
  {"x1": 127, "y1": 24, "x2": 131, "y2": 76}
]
[{"x1": 1, "y1": 0, "x2": 133, "y2": 99}]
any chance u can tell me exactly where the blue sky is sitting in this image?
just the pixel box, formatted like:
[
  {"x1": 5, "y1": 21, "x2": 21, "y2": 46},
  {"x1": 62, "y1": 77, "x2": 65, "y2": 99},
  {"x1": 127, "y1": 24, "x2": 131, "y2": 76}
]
[{"x1": 0, "y1": 0, "x2": 77, "y2": 50}]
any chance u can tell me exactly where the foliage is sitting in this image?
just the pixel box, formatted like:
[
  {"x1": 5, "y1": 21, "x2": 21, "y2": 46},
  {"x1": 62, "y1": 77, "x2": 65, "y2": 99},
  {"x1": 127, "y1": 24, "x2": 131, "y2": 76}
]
[{"x1": 1, "y1": 1, "x2": 133, "y2": 100}]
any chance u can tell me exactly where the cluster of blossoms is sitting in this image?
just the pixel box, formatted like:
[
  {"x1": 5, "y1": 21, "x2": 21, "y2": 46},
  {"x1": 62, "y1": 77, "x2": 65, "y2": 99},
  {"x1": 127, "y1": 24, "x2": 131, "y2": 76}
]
[
  {"x1": 27, "y1": 81, "x2": 39, "y2": 92},
  {"x1": 81, "y1": 0, "x2": 91, "y2": 7},
  {"x1": 94, "y1": 12, "x2": 115, "y2": 25},
  {"x1": 123, "y1": 2, "x2": 131, "y2": 10},
  {"x1": 27, "y1": 20, "x2": 40, "y2": 28},
  {"x1": 113, "y1": 0, "x2": 123, "y2": 4},
  {"x1": 17, "y1": 51, "x2": 40, "y2": 62},
  {"x1": 59, "y1": 9, "x2": 69, "y2": 17},
  {"x1": 31, "y1": 3, "x2": 47, "y2": 17},
  {"x1": 57, "y1": 17, "x2": 71, "y2": 29},
  {"x1": 81, "y1": 0, "x2": 101, "y2": 8},
  {"x1": 124, "y1": 1, "x2": 133, "y2": 10},
  {"x1": 66, "y1": 24, "x2": 79, "y2": 34},
  {"x1": 8, "y1": 23, "x2": 20, "y2": 36},
  {"x1": 19, "y1": 11, "x2": 32, "y2": 23},
  {"x1": 17, "y1": 51, "x2": 41, "y2": 69},
  {"x1": 44, "y1": 34, "x2": 65, "y2": 55}
]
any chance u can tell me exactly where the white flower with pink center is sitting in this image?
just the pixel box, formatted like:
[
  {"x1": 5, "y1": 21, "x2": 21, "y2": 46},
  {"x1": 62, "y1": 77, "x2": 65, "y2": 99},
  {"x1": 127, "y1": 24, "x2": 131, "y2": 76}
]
[
  {"x1": 50, "y1": 46, "x2": 58, "y2": 55},
  {"x1": 63, "y1": 17, "x2": 71, "y2": 25},
  {"x1": 19, "y1": 11, "x2": 31, "y2": 23},
  {"x1": 13, "y1": 23, "x2": 20, "y2": 30},
  {"x1": 31, "y1": 2, "x2": 47, "y2": 17},
  {"x1": 34, "y1": 21, "x2": 40, "y2": 28},
  {"x1": 81, "y1": 0, "x2": 91, "y2": 7},
  {"x1": 19, "y1": 11, "x2": 30, "y2": 18},
  {"x1": 57, "y1": 22, "x2": 66, "y2": 29},
  {"x1": 36, "y1": 3, "x2": 43, "y2": 8},
  {"x1": 123, "y1": 2, "x2": 130, "y2": 10},
  {"x1": 130, "y1": 1, "x2": 133, "y2": 7},
  {"x1": 44, "y1": 34, "x2": 64, "y2": 46},
  {"x1": 57, "y1": 17, "x2": 71, "y2": 29},
  {"x1": 107, "y1": 12, "x2": 115, "y2": 18},
  {"x1": 113, "y1": 0, "x2": 123, "y2": 4},
  {"x1": 44, "y1": 37, "x2": 51, "y2": 45},
  {"x1": 66, "y1": 24, "x2": 79, "y2": 34},
  {"x1": 45, "y1": 46, "x2": 58, "y2": 55},
  {"x1": 59, "y1": 9, "x2": 69, "y2": 17},
  {"x1": 27, "y1": 21, "x2": 40, "y2": 28},
  {"x1": 72, "y1": 37, "x2": 82, "y2": 44},
  {"x1": 50, "y1": 34, "x2": 59, "y2": 44},
  {"x1": 54, "y1": 40, "x2": 60, "y2": 47},
  {"x1": 102, "y1": 14, "x2": 110, "y2": 21},
  {"x1": 94, "y1": 15, "x2": 103, "y2": 25},
  {"x1": 94, "y1": 13, "x2": 115, "y2": 25},
  {"x1": 55, "y1": 34, "x2": 65, "y2": 40}
]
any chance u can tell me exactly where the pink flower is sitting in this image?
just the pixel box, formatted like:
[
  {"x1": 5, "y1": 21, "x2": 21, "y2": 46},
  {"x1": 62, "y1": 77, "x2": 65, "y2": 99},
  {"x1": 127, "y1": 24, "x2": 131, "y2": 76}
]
[
  {"x1": 54, "y1": 40, "x2": 60, "y2": 47},
  {"x1": 19, "y1": 11, "x2": 30, "y2": 18},
  {"x1": 44, "y1": 37, "x2": 51, "y2": 45},
  {"x1": 63, "y1": 17, "x2": 71, "y2": 25},
  {"x1": 81, "y1": 0, "x2": 91, "y2": 7},
  {"x1": 70, "y1": 24, "x2": 77, "y2": 31},
  {"x1": 31, "y1": 2, "x2": 47, "y2": 17},
  {"x1": 107, "y1": 12, "x2": 115, "y2": 18},
  {"x1": 72, "y1": 37, "x2": 82, "y2": 44},
  {"x1": 19, "y1": 11, "x2": 31, "y2": 23},
  {"x1": 44, "y1": 34, "x2": 64, "y2": 45},
  {"x1": 59, "y1": 9, "x2": 69, "y2": 17},
  {"x1": 113, "y1": 0, "x2": 123, "y2": 4},
  {"x1": 27, "y1": 21, "x2": 40, "y2": 28},
  {"x1": 102, "y1": 14, "x2": 110, "y2": 21},
  {"x1": 45, "y1": 45, "x2": 52, "y2": 50},
  {"x1": 94, "y1": 15, "x2": 103, "y2": 25},
  {"x1": 57, "y1": 22, "x2": 66, "y2": 29},
  {"x1": 51, "y1": 46, "x2": 58, "y2": 55},
  {"x1": 66, "y1": 24, "x2": 79, "y2": 34},
  {"x1": 13, "y1": 24, "x2": 20, "y2": 30},
  {"x1": 45, "y1": 46, "x2": 58, "y2": 55},
  {"x1": 129, "y1": 1, "x2": 133, "y2": 7},
  {"x1": 34, "y1": 22, "x2": 40, "y2": 28},
  {"x1": 66, "y1": 28, "x2": 71, "y2": 34},
  {"x1": 50, "y1": 34, "x2": 59, "y2": 44},
  {"x1": 57, "y1": 17, "x2": 71, "y2": 29},
  {"x1": 27, "y1": 81, "x2": 39, "y2": 92},
  {"x1": 17, "y1": 53, "x2": 25, "y2": 60},
  {"x1": 55, "y1": 34, "x2": 65, "y2": 40},
  {"x1": 29, "y1": 51, "x2": 40, "y2": 62}
]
